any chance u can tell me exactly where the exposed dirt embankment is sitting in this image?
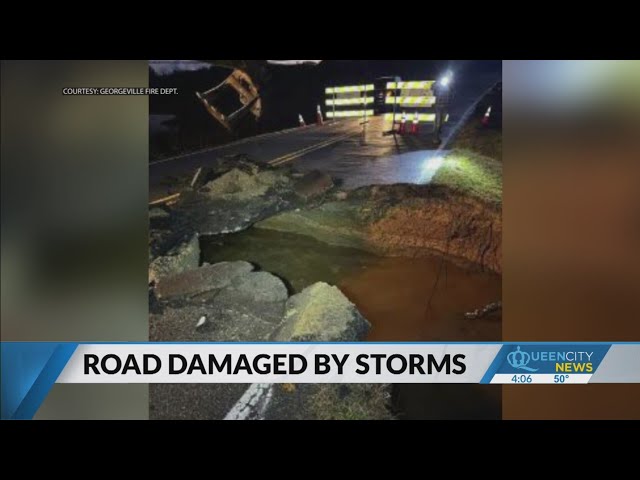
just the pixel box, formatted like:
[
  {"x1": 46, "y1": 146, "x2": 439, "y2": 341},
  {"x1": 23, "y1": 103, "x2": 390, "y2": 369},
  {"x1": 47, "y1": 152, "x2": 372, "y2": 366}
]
[
  {"x1": 256, "y1": 184, "x2": 502, "y2": 274},
  {"x1": 367, "y1": 186, "x2": 501, "y2": 273}
]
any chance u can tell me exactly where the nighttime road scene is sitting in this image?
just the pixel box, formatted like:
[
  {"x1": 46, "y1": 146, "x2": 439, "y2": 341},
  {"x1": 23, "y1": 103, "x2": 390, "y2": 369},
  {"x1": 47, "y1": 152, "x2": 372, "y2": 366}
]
[{"x1": 148, "y1": 60, "x2": 502, "y2": 420}]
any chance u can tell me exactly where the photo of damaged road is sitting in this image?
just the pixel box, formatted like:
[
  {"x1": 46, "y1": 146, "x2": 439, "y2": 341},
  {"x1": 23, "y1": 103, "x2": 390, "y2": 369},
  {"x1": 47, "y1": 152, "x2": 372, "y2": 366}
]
[{"x1": 148, "y1": 60, "x2": 502, "y2": 420}]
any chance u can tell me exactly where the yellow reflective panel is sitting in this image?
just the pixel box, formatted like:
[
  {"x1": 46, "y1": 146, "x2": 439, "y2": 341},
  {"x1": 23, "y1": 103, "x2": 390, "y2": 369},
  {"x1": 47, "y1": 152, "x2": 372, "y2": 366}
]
[
  {"x1": 327, "y1": 110, "x2": 374, "y2": 118},
  {"x1": 385, "y1": 96, "x2": 436, "y2": 106},
  {"x1": 384, "y1": 113, "x2": 436, "y2": 122},
  {"x1": 326, "y1": 97, "x2": 374, "y2": 106},
  {"x1": 386, "y1": 81, "x2": 435, "y2": 90},
  {"x1": 325, "y1": 84, "x2": 374, "y2": 94}
]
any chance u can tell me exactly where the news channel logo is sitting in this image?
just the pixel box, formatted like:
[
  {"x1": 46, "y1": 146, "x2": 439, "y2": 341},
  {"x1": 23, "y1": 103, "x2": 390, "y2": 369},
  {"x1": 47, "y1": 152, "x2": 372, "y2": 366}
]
[
  {"x1": 503, "y1": 345, "x2": 600, "y2": 374},
  {"x1": 507, "y1": 346, "x2": 539, "y2": 372}
]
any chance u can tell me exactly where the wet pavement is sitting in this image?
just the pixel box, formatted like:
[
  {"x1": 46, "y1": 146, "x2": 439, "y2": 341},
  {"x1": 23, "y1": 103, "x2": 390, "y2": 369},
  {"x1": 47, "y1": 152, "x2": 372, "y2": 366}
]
[{"x1": 288, "y1": 118, "x2": 448, "y2": 189}]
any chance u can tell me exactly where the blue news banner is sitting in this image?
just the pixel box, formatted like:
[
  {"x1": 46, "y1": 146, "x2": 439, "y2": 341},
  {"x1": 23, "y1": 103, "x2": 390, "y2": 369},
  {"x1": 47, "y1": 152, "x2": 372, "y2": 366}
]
[{"x1": 2, "y1": 342, "x2": 639, "y2": 419}]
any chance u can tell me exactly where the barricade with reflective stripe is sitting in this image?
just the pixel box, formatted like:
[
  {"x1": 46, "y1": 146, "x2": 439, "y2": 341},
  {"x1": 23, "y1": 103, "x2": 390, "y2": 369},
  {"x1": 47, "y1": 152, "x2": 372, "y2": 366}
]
[
  {"x1": 326, "y1": 97, "x2": 374, "y2": 106},
  {"x1": 327, "y1": 110, "x2": 374, "y2": 118},
  {"x1": 385, "y1": 79, "x2": 438, "y2": 126},
  {"x1": 384, "y1": 96, "x2": 436, "y2": 107},
  {"x1": 326, "y1": 85, "x2": 374, "y2": 94},
  {"x1": 325, "y1": 84, "x2": 374, "y2": 119},
  {"x1": 386, "y1": 81, "x2": 435, "y2": 90}
]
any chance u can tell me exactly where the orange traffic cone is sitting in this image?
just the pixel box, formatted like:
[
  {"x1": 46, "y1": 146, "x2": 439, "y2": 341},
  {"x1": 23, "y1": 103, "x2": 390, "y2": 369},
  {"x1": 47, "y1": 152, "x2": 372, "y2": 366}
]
[
  {"x1": 411, "y1": 111, "x2": 419, "y2": 134},
  {"x1": 399, "y1": 111, "x2": 407, "y2": 134},
  {"x1": 298, "y1": 114, "x2": 306, "y2": 127},
  {"x1": 316, "y1": 105, "x2": 324, "y2": 126},
  {"x1": 481, "y1": 106, "x2": 492, "y2": 126}
]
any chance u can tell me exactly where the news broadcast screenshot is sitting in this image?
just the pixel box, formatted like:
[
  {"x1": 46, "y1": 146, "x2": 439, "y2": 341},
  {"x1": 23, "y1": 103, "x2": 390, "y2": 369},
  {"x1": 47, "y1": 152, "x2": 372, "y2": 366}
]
[{"x1": 2, "y1": 60, "x2": 639, "y2": 425}]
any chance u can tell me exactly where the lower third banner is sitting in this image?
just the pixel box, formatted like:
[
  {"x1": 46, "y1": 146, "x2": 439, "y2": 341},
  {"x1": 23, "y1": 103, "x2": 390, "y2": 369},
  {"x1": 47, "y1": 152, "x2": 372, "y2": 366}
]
[{"x1": 2, "y1": 342, "x2": 639, "y2": 419}]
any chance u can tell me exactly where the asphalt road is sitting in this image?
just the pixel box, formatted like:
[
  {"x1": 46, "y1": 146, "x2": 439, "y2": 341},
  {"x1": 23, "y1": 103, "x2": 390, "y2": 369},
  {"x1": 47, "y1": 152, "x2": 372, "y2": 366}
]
[
  {"x1": 149, "y1": 119, "x2": 363, "y2": 201},
  {"x1": 149, "y1": 72, "x2": 499, "y2": 202},
  {"x1": 149, "y1": 116, "x2": 444, "y2": 201}
]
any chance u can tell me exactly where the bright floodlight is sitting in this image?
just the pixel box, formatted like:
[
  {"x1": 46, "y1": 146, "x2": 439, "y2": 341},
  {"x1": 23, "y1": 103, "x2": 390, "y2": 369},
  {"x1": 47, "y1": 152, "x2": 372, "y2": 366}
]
[
  {"x1": 420, "y1": 155, "x2": 444, "y2": 183},
  {"x1": 440, "y1": 73, "x2": 453, "y2": 87},
  {"x1": 423, "y1": 156, "x2": 444, "y2": 173}
]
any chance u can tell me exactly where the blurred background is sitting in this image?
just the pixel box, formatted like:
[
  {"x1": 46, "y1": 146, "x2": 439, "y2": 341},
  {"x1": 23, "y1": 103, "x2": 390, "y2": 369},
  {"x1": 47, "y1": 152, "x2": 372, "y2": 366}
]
[
  {"x1": 1, "y1": 61, "x2": 149, "y2": 418},
  {"x1": 502, "y1": 60, "x2": 640, "y2": 419}
]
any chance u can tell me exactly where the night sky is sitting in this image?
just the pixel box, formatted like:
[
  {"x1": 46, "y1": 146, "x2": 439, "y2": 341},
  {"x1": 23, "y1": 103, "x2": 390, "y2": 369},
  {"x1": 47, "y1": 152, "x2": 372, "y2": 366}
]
[{"x1": 150, "y1": 60, "x2": 500, "y2": 80}]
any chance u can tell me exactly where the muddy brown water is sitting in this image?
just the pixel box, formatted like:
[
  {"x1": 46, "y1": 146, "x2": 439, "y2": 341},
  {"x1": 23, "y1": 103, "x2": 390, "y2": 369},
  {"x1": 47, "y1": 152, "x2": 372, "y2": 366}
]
[{"x1": 201, "y1": 228, "x2": 502, "y2": 419}]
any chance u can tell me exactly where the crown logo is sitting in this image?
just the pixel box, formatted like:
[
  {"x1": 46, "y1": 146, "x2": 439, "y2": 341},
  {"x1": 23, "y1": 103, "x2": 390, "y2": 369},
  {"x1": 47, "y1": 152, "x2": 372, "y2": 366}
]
[{"x1": 507, "y1": 346, "x2": 538, "y2": 372}]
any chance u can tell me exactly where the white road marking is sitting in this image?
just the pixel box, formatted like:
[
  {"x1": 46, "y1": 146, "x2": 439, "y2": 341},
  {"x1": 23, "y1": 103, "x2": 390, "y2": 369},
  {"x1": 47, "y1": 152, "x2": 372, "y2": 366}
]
[
  {"x1": 190, "y1": 167, "x2": 203, "y2": 188},
  {"x1": 224, "y1": 383, "x2": 273, "y2": 420}
]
